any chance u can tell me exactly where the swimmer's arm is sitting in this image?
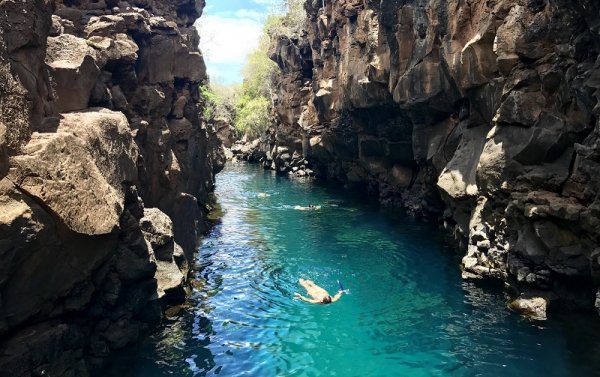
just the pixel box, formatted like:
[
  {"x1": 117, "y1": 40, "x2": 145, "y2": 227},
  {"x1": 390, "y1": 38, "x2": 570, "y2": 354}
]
[
  {"x1": 294, "y1": 293, "x2": 320, "y2": 304},
  {"x1": 331, "y1": 291, "x2": 344, "y2": 302}
]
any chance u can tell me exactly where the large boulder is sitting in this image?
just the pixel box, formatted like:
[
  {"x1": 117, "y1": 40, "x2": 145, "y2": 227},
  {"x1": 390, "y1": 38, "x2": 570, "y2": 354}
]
[
  {"x1": 85, "y1": 15, "x2": 127, "y2": 38},
  {"x1": 46, "y1": 34, "x2": 100, "y2": 113},
  {"x1": 508, "y1": 294, "x2": 552, "y2": 321},
  {"x1": 87, "y1": 34, "x2": 139, "y2": 67},
  {"x1": 8, "y1": 109, "x2": 138, "y2": 235},
  {"x1": 0, "y1": 178, "x2": 119, "y2": 330},
  {"x1": 2, "y1": 109, "x2": 138, "y2": 330}
]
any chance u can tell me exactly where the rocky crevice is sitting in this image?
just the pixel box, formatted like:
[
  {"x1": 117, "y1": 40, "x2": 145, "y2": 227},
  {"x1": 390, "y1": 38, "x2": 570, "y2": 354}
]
[
  {"x1": 0, "y1": 0, "x2": 222, "y2": 375},
  {"x1": 264, "y1": 0, "x2": 600, "y2": 319}
]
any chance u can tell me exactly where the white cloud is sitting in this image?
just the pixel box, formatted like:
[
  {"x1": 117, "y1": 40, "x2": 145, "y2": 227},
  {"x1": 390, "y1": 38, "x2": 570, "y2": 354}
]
[
  {"x1": 198, "y1": 15, "x2": 262, "y2": 64},
  {"x1": 235, "y1": 8, "x2": 266, "y2": 21},
  {"x1": 196, "y1": 15, "x2": 263, "y2": 83}
]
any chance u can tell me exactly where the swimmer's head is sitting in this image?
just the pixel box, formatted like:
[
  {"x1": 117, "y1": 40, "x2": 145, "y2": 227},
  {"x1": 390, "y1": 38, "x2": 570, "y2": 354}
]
[{"x1": 322, "y1": 296, "x2": 333, "y2": 304}]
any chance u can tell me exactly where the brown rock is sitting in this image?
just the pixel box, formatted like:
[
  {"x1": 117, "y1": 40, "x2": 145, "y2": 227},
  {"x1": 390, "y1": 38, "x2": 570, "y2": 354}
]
[
  {"x1": 85, "y1": 15, "x2": 127, "y2": 38},
  {"x1": 87, "y1": 34, "x2": 138, "y2": 67},
  {"x1": 0, "y1": 178, "x2": 119, "y2": 329},
  {"x1": 0, "y1": 0, "x2": 223, "y2": 374},
  {"x1": 9, "y1": 109, "x2": 138, "y2": 235},
  {"x1": 508, "y1": 294, "x2": 550, "y2": 320},
  {"x1": 155, "y1": 260, "x2": 185, "y2": 300},
  {"x1": 437, "y1": 125, "x2": 490, "y2": 199},
  {"x1": 46, "y1": 34, "x2": 100, "y2": 113},
  {"x1": 0, "y1": 0, "x2": 53, "y2": 155},
  {"x1": 493, "y1": 90, "x2": 545, "y2": 127},
  {"x1": 140, "y1": 207, "x2": 174, "y2": 251},
  {"x1": 494, "y1": 5, "x2": 525, "y2": 76},
  {"x1": 269, "y1": 0, "x2": 600, "y2": 319}
]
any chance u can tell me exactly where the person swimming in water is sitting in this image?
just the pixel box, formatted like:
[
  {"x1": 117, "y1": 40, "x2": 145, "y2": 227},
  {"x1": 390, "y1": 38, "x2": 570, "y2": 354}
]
[
  {"x1": 294, "y1": 278, "x2": 344, "y2": 304},
  {"x1": 294, "y1": 204, "x2": 321, "y2": 211}
]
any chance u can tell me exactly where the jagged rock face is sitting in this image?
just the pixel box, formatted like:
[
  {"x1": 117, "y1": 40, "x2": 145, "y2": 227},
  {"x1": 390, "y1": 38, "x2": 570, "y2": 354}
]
[
  {"x1": 215, "y1": 117, "x2": 234, "y2": 148},
  {"x1": 49, "y1": 1, "x2": 224, "y2": 247},
  {"x1": 270, "y1": 0, "x2": 600, "y2": 316},
  {"x1": 0, "y1": 0, "x2": 222, "y2": 375},
  {"x1": 269, "y1": 33, "x2": 315, "y2": 152},
  {"x1": 0, "y1": 0, "x2": 54, "y2": 176}
]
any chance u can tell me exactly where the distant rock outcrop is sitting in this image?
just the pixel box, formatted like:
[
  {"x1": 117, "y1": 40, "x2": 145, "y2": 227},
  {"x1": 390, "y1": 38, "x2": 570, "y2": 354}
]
[
  {"x1": 0, "y1": 0, "x2": 222, "y2": 375},
  {"x1": 268, "y1": 0, "x2": 600, "y2": 319}
]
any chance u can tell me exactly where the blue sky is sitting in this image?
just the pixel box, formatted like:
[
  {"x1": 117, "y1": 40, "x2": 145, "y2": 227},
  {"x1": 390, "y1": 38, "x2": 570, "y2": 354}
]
[{"x1": 197, "y1": 0, "x2": 280, "y2": 85}]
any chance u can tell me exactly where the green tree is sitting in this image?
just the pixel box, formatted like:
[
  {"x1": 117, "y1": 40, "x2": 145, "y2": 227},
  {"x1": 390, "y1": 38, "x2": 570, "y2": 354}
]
[
  {"x1": 233, "y1": 19, "x2": 277, "y2": 138},
  {"x1": 233, "y1": 0, "x2": 307, "y2": 138},
  {"x1": 234, "y1": 95, "x2": 271, "y2": 138},
  {"x1": 200, "y1": 84, "x2": 239, "y2": 122},
  {"x1": 266, "y1": 0, "x2": 306, "y2": 37}
]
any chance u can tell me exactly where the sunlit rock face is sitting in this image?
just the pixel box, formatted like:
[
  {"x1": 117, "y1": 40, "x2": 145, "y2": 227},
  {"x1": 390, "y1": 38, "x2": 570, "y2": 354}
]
[
  {"x1": 269, "y1": 0, "x2": 600, "y2": 317},
  {"x1": 0, "y1": 0, "x2": 222, "y2": 375}
]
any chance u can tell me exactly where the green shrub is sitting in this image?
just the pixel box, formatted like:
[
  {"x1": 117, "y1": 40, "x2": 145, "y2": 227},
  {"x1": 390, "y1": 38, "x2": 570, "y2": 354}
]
[
  {"x1": 200, "y1": 84, "x2": 239, "y2": 122},
  {"x1": 266, "y1": 0, "x2": 306, "y2": 37},
  {"x1": 233, "y1": 15, "x2": 278, "y2": 138},
  {"x1": 234, "y1": 95, "x2": 271, "y2": 138},
  {"x1": 199, "y1": 85, "x2": 220, "y2": 119}
]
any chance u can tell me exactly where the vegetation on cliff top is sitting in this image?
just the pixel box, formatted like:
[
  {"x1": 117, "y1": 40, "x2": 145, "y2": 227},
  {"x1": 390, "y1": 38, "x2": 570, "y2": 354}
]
[
  {"x1": 265, "y1": 0, "x2": 306, "y2": 37},
  {"x1": 200, "y1": 84, "x2": 238, "y2": 122},
  {"x1": 202, "y1": 0, "x2": 306, "y2": 139}
]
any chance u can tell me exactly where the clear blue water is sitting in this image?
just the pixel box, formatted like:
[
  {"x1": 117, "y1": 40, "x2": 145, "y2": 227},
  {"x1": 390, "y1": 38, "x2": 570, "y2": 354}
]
[{"x1": 107, "y1": 163, "x2": 600, "y2": 377}]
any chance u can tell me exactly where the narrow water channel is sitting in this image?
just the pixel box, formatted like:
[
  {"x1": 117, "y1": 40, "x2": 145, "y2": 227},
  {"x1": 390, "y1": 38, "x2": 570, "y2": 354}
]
[{"x1": 107, "y1": 163, "x2": 600, "y2": 377}]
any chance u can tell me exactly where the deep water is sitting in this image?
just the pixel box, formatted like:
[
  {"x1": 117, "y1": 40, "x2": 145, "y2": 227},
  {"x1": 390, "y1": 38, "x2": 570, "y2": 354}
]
[{"x1": 107, "y1": 163, "x2": 600, "y2": 377}]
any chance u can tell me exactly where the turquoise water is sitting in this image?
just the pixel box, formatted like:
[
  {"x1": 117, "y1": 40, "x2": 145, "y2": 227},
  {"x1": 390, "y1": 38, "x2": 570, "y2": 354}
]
[{"x1": 107, "y1": 163, "x2": 600, "y2": 376}]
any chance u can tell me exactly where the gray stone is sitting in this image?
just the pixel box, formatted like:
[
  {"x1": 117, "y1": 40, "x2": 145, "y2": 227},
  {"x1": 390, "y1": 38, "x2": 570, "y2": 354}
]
[
  {"x1": 508, "y1": 295, "x2": 549, "y2": 320},
  {"x1": 9, "y1": 110, "x2": 138, "y2": 235},
  {"x1": 46, "y1": 34, "x2": 100, "y2": 113},
  {"x1": 140, "y1": 208, "x2": 174, "y2": 250},
  {"x1": 155, "y1": 260, "x2": 185, "y2": 300}
]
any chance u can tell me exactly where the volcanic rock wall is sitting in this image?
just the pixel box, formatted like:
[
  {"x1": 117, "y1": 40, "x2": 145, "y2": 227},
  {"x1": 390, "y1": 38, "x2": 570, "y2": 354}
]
[
  {"x1": 269, "y1": 0, "x2": 600, "y2": 317},
  {"x1": 0, "y1": 0, "x2": 223, "y2": 375}
]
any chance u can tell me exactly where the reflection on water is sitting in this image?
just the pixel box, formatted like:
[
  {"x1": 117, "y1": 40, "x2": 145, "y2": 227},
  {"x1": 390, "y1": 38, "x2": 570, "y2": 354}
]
[{"x1": 107, "y1": 163, "x2": 600, "y2": 377}]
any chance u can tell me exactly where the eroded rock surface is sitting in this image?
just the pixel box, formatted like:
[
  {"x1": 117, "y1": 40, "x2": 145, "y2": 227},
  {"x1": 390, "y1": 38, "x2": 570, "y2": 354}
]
[
  {"x1": 0, "y1": 0, "x2": 222, "y2": 375},
  {"x1": 267, "y1": 0, "x2": 600, "y2": 316}
]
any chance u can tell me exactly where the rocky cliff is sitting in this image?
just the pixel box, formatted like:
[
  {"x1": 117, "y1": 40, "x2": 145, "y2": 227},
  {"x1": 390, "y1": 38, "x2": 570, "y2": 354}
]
[
  {"x1": 0, "y1": 0, "x2": 223, "y2": 375},
  {"x1": 268, "y1": 0, "x2": 600, "y2": 318}
]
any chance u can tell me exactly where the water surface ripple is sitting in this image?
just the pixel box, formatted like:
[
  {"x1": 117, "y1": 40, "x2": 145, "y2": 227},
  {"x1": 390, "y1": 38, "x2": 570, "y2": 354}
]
[{"x1": 107, "y1": 163, "x2": 600, "y2": 377}]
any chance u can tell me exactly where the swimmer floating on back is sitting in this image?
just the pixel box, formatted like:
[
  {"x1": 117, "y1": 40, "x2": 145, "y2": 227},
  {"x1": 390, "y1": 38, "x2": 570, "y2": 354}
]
[
  {"x1": 294, "y1": 204, "x2": 321, "y2": 211},
  {"x1": 257, "y1": 193, "x2": 271, "y2": 198},
  {"x1": 294, "y1": 278, "x2": 344, "y2": 304}
]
